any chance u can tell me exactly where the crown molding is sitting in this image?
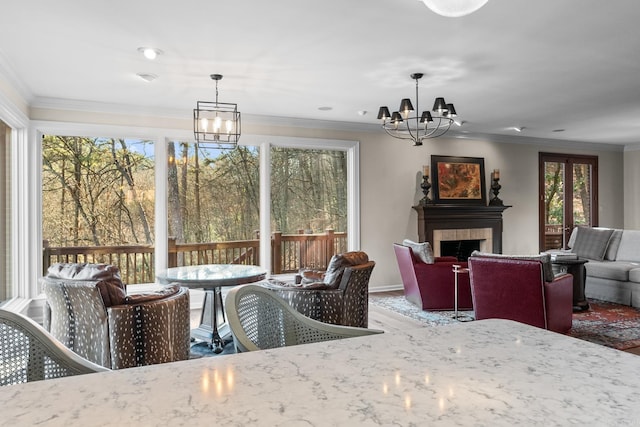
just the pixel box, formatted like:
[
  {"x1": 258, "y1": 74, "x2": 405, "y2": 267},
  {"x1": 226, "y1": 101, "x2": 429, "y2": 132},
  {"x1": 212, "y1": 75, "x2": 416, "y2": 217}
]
[
  {"x1": 0, "y1": 51, "x2": 33, "y2": 104},
  {"x1": 28, "y1": 96, "x2": 629, "y2": 152}
]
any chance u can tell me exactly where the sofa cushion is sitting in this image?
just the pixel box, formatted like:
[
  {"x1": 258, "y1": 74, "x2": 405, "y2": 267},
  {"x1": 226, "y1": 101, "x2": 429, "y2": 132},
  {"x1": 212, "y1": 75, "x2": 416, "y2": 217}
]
[
  {"x1": 605, "y1": 229, "x2": 623, "y2": 261},
  {"x1": 125, "y1": 283, "x2": 182, "y2": 304},
  {"x1": 615, "y1": 230, "x2": 640, "y2": 263},
  {"x1": 629, "y1": 268, "x2": 640, "y2": 284},
  {"x1": 46, "y1": 263, "x2": 126, "y2": 307},
  {"x1": 470, "y1": 251, "x2": 554, "y2": 283},
  {"x1": 585, "y1": 260, "x2": 636, "y2": 282},
  {"x1": 571, "y1": 227, "x2": 614, "y2": 261},
  {"x1": 402, "y1": 239, "x2": 434, "y2": 264}
]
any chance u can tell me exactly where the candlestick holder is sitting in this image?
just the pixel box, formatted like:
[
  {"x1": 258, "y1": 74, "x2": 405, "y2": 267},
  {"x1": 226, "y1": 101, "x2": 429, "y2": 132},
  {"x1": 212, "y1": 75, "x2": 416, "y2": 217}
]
[
  {"x1": 489, "y1": 176, "x2": 503, "y2": 206},
  {"x1": 420, "y1": 174, "x2": 433, "y2": 205}
]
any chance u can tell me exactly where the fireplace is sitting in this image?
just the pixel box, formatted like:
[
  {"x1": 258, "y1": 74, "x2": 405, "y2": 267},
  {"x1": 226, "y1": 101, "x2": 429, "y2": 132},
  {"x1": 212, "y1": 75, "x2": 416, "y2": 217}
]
[
  {"x1": 440, "y1": 239, "x2": 481, "y2": 261},
  {"x1": 413, "y1": 204, "x2": 510, "y2": 255}
]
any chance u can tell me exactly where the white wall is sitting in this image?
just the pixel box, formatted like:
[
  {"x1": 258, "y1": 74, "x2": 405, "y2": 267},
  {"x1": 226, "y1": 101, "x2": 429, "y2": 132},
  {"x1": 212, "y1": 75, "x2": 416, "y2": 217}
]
[
  {"x1": 624, "y1": 148, "x2": 640, "y2": 230},
  {"x1": 358, "y1": 132, "x2": 624, "y2": 290}
]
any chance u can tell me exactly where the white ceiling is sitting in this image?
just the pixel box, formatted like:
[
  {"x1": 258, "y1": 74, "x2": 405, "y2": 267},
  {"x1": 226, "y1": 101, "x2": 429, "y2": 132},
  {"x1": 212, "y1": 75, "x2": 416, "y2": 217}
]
[{"x1": 2, "y1": 0, "x2": 640, "y2": 146}]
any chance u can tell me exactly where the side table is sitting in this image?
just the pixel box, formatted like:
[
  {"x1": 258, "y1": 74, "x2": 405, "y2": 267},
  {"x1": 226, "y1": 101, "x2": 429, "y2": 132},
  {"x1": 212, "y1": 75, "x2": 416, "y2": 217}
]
[
  {"x1": 452, "y1": 264, "x2": 473, "y2": 322},
  {"x1": 551, "y1": 258, "x2": 589, "y2": 312}
]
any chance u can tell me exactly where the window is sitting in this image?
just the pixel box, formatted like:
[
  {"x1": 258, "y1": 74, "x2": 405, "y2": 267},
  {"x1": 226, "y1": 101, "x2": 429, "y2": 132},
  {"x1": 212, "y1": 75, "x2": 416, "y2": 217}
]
[
  {"x1": 270, "y1": 146, "x2": 348, "y2": 272},
  {"x1": 41, "y1": 135, "x2": 155, "y2": 284},
  {"x1": 32, "y1": 127, "x2": 358, "y2": 296},
  {"x1": 167, "y1": 142, "x2": 260, "y2": 266}
]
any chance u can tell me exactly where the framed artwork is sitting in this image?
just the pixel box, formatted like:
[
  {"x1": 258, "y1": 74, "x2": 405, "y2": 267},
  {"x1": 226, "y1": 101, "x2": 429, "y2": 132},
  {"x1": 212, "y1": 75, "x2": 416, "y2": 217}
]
[{"x1": 431, "y1": 155, "x2": 487, "y2": 205}]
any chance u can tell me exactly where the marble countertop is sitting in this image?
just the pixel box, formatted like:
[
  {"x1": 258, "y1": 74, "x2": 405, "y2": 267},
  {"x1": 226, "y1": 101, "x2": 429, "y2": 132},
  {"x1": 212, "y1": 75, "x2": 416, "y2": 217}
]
[{"x1": 2, "y1": 319, "x2": 639, "y2": 426}]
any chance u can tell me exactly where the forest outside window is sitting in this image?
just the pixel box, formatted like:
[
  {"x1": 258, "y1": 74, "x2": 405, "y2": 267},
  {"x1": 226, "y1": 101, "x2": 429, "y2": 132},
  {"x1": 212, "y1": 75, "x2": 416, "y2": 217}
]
[{"x1": 41, "y1": 135, "x2": 155, "y2": 284}]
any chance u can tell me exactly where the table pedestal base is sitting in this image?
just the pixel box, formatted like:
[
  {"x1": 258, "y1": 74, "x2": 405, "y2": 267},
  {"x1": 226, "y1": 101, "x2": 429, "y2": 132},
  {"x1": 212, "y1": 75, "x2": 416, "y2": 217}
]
[{"x1": 192, "y1": 288, "x2": 231, "y2": 353}]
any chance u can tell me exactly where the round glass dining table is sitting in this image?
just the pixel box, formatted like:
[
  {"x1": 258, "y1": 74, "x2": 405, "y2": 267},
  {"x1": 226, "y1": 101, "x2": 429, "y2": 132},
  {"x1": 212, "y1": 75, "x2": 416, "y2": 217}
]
[{"x1": 157, "y1": 264, "x2": 266, "y2": 353}]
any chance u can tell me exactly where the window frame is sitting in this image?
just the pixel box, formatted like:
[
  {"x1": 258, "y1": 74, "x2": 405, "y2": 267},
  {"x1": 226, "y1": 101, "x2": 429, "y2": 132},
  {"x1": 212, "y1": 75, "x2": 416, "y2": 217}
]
[{"x1": 14, "y1": 121, "x2": 359, "y2": 303}]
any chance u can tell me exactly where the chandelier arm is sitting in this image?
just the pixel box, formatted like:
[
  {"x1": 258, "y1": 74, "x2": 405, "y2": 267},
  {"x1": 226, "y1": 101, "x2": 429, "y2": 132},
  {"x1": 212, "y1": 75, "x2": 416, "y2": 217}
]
[
  {"x1": 382, "y1": 125, "x2": 418, "y2": 141},
  {"x1": 404, "y1": 120, "x2": 420, "y2": 143},
  {"x1": 421, "y1": 118, "x2": 453, "y2": 140}
]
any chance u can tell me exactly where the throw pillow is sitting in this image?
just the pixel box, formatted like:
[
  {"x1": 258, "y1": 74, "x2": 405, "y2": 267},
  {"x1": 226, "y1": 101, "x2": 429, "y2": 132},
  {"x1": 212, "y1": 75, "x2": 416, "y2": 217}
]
[
  {"x1": 571, "y1": 227, "x2": 614, "y2": 261},
  {"x1": 46, "y1": 262, "x2": 127, "y2": 307},
  {"x1": 470, "y1": 251, "x2": 555, "y2": 282},
  {"x1": 322, "y1": 251, "x2": 369, "y2": 289},
  {"x1": 403, "y1": 239, "x2": 435, "y2": 264}
]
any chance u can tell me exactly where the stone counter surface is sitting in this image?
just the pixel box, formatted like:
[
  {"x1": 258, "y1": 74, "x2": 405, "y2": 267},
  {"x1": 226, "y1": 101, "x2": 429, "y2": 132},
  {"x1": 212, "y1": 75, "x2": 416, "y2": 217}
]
[{"x1": 1, "y1": 319, "x2": 639, "y2": 426}]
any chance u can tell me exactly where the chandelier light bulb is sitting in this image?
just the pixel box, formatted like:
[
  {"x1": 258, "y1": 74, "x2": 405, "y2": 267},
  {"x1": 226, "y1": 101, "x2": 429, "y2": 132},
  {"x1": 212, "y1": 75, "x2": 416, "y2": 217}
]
[
  {"x1": 213, "y1": 116, "x2": 222, "y2": 132},
  {"x1": 200, "y1": 118, "x2": 208, "y2": 132},
  {"x1": 420, "y1": 0, "x2": 489, "y2": 18},
  {"x1": 226, "y1": 120, "x2": 233, "y2": 133}
]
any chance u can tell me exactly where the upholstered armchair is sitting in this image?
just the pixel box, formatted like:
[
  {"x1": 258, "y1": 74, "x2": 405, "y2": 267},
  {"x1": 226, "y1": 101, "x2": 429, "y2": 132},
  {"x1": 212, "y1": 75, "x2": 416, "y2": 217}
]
[
  {"x1": 393, "y1": 243, "x2": 473, "y2": 311},
  {"x1": 41, "y1": 263, "x2": 191, "y2": 369},
  {"x1": 468, "y1": 253, "x2": 573, "y2": 333},
  {"x1": 262, "y1": 251, "x2": 375, "y2": 328}
]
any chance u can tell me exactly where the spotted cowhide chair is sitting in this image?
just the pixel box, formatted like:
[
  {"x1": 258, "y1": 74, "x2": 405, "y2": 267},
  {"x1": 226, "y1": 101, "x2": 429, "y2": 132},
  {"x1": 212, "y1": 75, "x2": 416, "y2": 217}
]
[
  {"x1": 262, "y1": 251, "x2": 375, "y2": 328},
  {"x1": 41, "y1": 263, "x2": 190, "y2": 370}
]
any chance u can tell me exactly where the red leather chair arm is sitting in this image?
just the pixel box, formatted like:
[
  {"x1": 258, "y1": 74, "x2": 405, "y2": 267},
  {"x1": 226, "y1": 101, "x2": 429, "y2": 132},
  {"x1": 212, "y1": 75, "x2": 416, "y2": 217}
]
[
  {"x1": 543, "y1": 273, "x2": 574, "y2": 333},
  {"x1": 413, "y1": 261, "x2": 472, "y2": 310}
]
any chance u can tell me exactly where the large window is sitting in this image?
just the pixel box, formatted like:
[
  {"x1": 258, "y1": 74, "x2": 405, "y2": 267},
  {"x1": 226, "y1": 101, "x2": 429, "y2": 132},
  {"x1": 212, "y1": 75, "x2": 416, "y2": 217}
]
[
  {"x1": 270, "y1": 147, "x2": 348, "y2": 272},
  {"x1": 42, "y1": 136, "x2": 155, "y2": 283},
  {"x1": 167, "y1": 143, "x2": 260, "y2": 266},
  {"x1": 33, "y1": 128, "x2": 358, "y2": 294}
]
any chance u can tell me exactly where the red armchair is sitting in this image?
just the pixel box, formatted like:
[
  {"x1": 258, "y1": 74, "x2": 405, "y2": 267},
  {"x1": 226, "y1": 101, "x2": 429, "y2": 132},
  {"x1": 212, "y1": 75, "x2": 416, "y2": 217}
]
[
  {"x1": 468, "y1": 255, "x2": 573, "y2": 333},
  {"x1": 393, "y1": 243, "x2": 473, "y2": 311}
]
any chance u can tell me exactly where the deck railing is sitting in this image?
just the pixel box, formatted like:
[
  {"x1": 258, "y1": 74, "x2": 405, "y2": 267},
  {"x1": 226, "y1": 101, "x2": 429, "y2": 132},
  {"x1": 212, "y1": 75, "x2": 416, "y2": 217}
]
[{"x1": 43, "y1": 229, "x2": 347, "y2": 284}]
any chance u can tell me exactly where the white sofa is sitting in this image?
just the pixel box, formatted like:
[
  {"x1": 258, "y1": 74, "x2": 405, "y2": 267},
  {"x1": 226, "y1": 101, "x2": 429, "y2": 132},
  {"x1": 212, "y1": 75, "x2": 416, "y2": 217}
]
[{"x1": 565, "y1": 227, "x2": 640, "y2": 307}]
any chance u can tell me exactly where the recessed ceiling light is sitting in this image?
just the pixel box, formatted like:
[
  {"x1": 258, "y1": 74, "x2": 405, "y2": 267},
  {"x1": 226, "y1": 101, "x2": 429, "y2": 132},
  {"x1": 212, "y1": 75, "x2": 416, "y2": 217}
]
[
  {"x1": 136, "y1": 73, "x2": 158, "y2": 82},
  {"x1": 318, "y1": 106, "x2": 332, "y2": 111},
  {"x1": 552, "y1": 129, "x2": 565, "y2": 133},
  {"x1": 137, "y1": 47, "x2": 163, "y2": 60}
]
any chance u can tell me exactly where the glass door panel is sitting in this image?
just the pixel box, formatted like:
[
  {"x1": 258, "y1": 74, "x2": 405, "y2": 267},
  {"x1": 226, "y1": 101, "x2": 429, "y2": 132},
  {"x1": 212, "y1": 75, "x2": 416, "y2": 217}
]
[
  {"x1": 539, "y1": 153, "x2": 598, "y2": 251},
  {"x1": 542, "y1": 160, "x2": 565, "y2": 250}
]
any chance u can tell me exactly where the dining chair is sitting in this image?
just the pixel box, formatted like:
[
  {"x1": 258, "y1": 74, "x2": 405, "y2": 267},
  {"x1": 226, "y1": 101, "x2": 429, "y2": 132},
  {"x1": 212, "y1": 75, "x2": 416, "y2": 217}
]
[
  {"x1": 225, "y1": 284, "x2": 383, "y2": 352},
  {"x1": 1, "y1": 308, "x2": 108, "y2": 386}
]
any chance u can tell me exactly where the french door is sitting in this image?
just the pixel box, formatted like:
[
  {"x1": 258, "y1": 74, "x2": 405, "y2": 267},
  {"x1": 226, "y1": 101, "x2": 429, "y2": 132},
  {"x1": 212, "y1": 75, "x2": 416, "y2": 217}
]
[{"x1": 538, "y1": 152, "x2": 598, "y2": 251}]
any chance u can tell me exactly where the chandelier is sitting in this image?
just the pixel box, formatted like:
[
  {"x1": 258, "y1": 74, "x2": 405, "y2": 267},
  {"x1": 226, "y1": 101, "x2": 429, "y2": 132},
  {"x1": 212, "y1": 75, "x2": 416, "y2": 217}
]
[
  {"x1": 377, "y1": 73, "x2": 457, "y2": 146},
  {"x1": 193, "y1": 74, "x2": 241, "y2": 148},
  {"x1": 420, "y1": 0, "x2": 489, "y2": 18}
]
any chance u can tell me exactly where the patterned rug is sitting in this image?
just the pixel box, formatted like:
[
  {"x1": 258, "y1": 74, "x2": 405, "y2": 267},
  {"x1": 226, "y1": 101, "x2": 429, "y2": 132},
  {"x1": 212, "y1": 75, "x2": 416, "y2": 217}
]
[
  {"x1": 369, "y1": 295, "x2": 640, "y2": 351},
  {"x1": 568, "y1": 300, "x2": 640, "y2": 350}
]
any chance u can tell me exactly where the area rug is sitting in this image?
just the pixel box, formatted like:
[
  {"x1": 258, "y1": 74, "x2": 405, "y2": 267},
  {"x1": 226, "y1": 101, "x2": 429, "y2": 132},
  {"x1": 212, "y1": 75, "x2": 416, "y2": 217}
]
[
  {"x1": 369, "y1": 295, "x2": 640, "y2": 351},
  {"x1": 568, "y1": 300, "x2": 640, "y2": 350}
]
